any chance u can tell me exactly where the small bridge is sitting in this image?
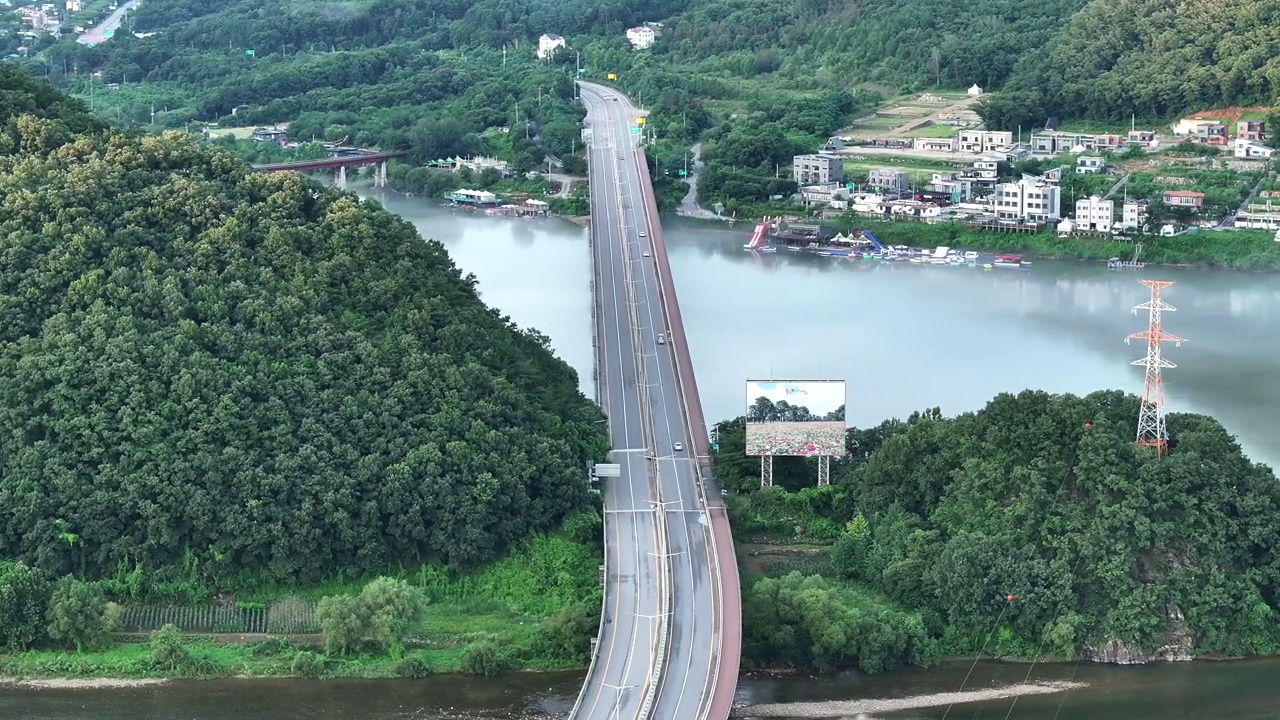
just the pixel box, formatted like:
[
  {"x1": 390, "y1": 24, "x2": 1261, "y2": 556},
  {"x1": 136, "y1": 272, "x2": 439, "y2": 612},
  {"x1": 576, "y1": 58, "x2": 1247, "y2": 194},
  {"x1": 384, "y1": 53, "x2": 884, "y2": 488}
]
[{"x1": 251, "y1": 151, "x2": 408, "y2": 188}]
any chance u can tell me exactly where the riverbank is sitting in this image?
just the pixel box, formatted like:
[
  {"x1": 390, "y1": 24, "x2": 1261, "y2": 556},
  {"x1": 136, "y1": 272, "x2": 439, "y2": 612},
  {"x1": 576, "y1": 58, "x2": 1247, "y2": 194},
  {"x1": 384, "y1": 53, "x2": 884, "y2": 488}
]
[
  {"x1": 0, "y1": 531, "x2": 602, "y2": 682},
  {"x1": 830, "y1": 219, "x2": 1280, "y2": 271}
]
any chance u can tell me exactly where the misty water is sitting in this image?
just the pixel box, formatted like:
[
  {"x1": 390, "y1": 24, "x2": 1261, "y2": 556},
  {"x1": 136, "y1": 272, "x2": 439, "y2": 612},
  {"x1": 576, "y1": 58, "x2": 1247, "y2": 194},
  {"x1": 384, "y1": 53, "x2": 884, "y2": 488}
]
[{"x1": 6, "y1": 191, "x2": 1278, "y2": 718}]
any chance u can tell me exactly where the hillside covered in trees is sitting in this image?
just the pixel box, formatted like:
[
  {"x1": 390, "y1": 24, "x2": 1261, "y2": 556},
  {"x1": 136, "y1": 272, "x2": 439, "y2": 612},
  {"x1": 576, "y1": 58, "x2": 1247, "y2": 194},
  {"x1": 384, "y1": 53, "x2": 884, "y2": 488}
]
[
  {"x1": 17, "y1": 0, "x2": 1278, "y2": 144},
  {"x1": 0, "y1": 67, "x2": 607, "y2": 591},
  {"x1": 981, "y1": 0, "x2": 1280, "y2": 128},
  {"x1": 716, "y1": 390, "x2": 1280, "y2": 671}
]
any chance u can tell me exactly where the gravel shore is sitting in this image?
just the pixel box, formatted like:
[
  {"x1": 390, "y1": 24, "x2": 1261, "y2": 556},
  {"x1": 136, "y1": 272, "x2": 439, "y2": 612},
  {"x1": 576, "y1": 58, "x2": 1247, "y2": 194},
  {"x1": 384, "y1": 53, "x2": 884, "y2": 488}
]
[
  {"x1": 0, "y1": 677, "x2": 169, "y2": 690},
  {"x1": 734, "y1": 680, "x2": 1088, "y2": 717}
]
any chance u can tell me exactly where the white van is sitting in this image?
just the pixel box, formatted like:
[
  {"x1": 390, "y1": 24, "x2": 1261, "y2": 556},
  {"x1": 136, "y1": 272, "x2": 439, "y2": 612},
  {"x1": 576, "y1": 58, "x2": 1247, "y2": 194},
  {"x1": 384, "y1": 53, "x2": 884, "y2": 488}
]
[{"x1": 657, "y1": 333, "x2": 665, "y2": 344}]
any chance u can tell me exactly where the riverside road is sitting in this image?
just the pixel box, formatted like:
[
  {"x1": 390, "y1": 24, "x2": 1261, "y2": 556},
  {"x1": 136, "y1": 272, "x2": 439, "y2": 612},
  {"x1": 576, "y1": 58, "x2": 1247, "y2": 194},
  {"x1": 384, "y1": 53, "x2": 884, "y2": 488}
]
[{"x1": 568, "y1": 84, "x2": 740, "y2": 720}]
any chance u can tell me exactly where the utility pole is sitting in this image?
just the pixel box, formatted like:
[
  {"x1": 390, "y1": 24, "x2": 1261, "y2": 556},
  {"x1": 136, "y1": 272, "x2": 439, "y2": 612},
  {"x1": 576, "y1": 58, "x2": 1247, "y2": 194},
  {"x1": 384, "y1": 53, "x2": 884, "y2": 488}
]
[{"x1": 1125, "y1": 280, "x2": 1185, "y2": 457}]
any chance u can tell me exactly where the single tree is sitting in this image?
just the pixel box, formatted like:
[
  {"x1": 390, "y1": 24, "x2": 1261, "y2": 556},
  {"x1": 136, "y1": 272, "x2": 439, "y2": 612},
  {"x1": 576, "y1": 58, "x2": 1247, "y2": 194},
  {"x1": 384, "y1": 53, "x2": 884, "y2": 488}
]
[{"x1": 47, "y1": 577, "x2": 114, "y2": 652}]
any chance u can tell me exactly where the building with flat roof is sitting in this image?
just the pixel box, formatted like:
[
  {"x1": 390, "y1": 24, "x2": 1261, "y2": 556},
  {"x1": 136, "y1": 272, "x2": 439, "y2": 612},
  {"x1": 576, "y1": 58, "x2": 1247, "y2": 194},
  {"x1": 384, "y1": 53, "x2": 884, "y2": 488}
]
[
  {"x1": 1075, "y1": 195, "x2": 1113, "y2": 233},
  {"x1": 793, "y1": 153, "x2": 845, "y2": 185},
  {"x1": 957, "y1": 130, "x2": 1012, "y2": 154},
  {"x1": 1118, "y1": 200, "x2": 1149, "y2": 231},
  {"x1": 993, "y1": 174, "x2": 1060, "y2": 223},
  {"x1": 866, "y1": 168, "x2": 910, "y2": 193}
]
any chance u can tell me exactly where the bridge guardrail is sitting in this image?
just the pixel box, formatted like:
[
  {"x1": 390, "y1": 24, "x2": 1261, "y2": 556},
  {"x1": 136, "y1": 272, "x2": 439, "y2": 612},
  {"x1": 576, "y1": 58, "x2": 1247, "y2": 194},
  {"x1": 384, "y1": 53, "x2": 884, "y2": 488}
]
[{"x1": 564, "y1": 141, "x2": 611, "y2": 720}]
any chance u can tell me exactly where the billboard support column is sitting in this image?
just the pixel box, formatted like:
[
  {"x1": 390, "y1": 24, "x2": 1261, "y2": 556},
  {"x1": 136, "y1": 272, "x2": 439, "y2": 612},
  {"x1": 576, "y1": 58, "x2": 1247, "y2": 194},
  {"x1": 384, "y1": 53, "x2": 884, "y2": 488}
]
[
  {"x1": 817, "y1": 455, "x2": 830, "y2": 486},
  {"x1": 760, "y1": 455, "x2": 773, "y2": 488}
]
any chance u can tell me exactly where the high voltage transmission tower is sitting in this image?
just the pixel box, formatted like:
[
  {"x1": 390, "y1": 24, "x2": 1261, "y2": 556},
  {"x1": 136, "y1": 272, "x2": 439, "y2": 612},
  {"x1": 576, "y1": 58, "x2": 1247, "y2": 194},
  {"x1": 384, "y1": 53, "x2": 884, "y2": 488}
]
[{"x1": 1125, "y1": 280, "x2": 1185, "y2": 457}]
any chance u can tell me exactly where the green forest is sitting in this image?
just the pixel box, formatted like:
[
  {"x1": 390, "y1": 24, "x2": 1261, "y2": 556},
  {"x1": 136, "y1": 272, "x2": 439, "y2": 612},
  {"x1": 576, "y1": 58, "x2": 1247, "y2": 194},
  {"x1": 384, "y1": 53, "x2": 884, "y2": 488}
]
[
  {"x1": 982, "y1": 0, "x2": 1280, "y2": 128},
  {"x1": 16, "y1": 0, "x2": 1277, "y2": 201},
  {"x1": 0, "y1": 66, "x2": 607, "y2": 596},
  {"x1": 717, "y1": 390, "x2": 1280, "y2": 672}
]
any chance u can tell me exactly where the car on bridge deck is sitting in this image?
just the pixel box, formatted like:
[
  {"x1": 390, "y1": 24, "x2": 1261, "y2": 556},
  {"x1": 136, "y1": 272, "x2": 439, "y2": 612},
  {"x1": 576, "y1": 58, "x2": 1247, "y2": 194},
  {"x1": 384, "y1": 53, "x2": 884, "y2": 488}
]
[
  {"x1": 643, "y1": 250, "x2": 651, "y2": 257},
  {"x1": 673, "y1": 442, "x2": 684, "y2": 452},
  {"x1": 639, "y1": 231, "x2": 647, "y2": 237}
]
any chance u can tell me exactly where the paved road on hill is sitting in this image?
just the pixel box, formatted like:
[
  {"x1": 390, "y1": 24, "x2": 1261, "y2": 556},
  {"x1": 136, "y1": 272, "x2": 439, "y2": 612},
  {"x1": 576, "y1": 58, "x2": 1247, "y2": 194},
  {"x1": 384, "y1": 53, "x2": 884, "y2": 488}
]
[
  {"x1": 77, "y1": 0, "x2": 139, "y2": 46},
  {"x1": 568, "y1": 83, "x2": 733, "y2": 720}
]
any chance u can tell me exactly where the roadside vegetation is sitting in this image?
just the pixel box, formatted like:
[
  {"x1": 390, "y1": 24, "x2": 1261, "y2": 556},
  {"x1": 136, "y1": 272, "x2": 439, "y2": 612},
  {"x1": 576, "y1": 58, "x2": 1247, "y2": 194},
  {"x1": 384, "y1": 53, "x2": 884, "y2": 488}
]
[
  {"x1": 717, "y1": 390, "x2": 1280, "y2": 673},
  {"x1": 0, "y1": 67, "x2": 604, "y2": 679}
]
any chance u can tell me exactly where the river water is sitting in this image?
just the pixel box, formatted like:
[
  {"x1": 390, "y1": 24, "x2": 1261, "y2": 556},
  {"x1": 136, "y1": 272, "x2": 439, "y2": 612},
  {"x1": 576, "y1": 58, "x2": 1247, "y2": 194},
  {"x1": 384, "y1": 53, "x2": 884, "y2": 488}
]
[{"x1": 6, "y1": 192, "x2": 1277, "y2": 718}]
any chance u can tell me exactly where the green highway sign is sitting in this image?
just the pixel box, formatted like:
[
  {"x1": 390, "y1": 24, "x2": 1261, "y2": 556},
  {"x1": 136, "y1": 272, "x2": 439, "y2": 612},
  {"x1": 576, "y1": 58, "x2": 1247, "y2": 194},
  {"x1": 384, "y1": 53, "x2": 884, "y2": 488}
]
[
  {"x1": 631, "y1": 128, "x2": 642, "y2": 134},
  {"x1": 678, "y1": 170, "x2": 687, "y2": 176}
]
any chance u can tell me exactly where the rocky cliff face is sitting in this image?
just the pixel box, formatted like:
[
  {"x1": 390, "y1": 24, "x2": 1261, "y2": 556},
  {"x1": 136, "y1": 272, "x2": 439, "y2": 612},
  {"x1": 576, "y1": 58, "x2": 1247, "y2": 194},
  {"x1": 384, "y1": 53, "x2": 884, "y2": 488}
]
[{"x1": 1083, "y1": 605, "x2": 1195, "y2": 665}]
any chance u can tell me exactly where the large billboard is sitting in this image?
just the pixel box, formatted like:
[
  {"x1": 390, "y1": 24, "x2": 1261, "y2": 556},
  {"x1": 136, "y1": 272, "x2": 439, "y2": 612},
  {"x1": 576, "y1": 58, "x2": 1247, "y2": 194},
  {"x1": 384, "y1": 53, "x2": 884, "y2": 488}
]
[{"x1": 745, "y1": 380, "x2": 847, "y2": 457}]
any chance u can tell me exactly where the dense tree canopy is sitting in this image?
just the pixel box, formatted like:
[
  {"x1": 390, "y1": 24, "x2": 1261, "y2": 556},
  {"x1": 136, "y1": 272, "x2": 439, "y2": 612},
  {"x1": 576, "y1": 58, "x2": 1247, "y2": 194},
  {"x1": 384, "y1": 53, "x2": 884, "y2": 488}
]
[
  {"x1": 983, "y1": 0, "x2": 1280, "y2": 128},
  {"x1": 0, "y1": 73, "x2": 607, "y2": 589},
  {"x1": 718, "y1": 390, "x2": 1280, "y2": 667}
]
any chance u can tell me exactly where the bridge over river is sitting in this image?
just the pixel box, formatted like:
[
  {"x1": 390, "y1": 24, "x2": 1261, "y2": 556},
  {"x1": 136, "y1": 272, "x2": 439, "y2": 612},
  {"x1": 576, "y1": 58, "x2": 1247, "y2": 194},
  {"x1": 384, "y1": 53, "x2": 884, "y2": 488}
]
[
  {"x1": 567, "y1": 83, "x2": 741, "y2": 720},
  {"x1": 252, "y1": 150, "x2": 407, "y2": 188}
]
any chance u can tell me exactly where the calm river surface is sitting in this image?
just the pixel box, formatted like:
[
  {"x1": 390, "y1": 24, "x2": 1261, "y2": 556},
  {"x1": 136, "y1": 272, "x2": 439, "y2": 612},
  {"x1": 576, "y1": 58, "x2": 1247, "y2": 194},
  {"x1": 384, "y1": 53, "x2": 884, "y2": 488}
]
[{"x1": 7, "y1": 192, "x2": 1277, "y2": 718}]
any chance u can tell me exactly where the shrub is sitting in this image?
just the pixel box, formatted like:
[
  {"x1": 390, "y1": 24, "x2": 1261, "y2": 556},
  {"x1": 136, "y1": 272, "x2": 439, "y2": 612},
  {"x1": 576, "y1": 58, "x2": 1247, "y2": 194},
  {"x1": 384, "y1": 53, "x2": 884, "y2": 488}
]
[
  {"x1": 149, "y1": 624, "x2": 194, "y2": 672},
  {"x1": 290, "y1": 650, "x2": 326, "y2": 678},
  {"x1": 392, "y1": 653, "x2": 434, "y2": 678},
  {"x1": 460, "y1": 641, "x2": 511, "y2": 676},
  {"x1": 315, "y1": 594, "x2": 367, "y2": 655},
  {"x1": 250, "y1": 637, "x2": 296, "y2": 657},
  {"x1": 358, "y1": 577, "x2": 427, "y2": 658}
]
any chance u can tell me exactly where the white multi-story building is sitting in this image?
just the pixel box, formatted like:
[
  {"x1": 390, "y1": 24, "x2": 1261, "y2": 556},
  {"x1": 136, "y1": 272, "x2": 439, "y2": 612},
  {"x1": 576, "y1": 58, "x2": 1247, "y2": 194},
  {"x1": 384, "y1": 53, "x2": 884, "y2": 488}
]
[
  {"x1": 626, "y1": 26, "x2": 656, "y2": 49},
  {"x1": 993, "y1": 174, "x2": 1061, "y2": 223},
  {"x1": 65, "y1": 0, "x2": 82, "y2": 11},
  {"x1": 1118, "y1": 200, "x2": 1149, "y2": 231},
  {"x1": 957, "y1": 130, "x2": 1012, "y2": 154},
  {"x1": 536, "y1": 34, "x2": 566, "y2": 59},
  {"x1": 1075, "y1": 195, "x2": 1113, "y2": 233}
]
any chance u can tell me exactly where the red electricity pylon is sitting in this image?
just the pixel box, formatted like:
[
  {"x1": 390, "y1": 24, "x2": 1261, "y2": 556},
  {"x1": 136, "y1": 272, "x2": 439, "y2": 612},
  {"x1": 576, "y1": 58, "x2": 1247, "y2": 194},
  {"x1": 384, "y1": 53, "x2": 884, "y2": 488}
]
[{"x1": 1125, "y1": 280, "x2": 1185, "y2": 456}]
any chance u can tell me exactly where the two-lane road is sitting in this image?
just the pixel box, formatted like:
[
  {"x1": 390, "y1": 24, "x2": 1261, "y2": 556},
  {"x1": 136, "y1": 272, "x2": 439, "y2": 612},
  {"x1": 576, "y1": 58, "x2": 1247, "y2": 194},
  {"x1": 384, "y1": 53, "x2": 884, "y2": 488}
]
[{"x1": 570, "y1": 83, "x2": 728, "y2": 720}]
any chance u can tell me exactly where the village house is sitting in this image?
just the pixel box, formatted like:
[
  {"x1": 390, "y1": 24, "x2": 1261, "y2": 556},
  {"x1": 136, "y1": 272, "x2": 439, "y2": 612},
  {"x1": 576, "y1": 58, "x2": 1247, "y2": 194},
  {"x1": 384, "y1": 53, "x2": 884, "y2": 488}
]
[
  {"x1": 925, "y1": 172, "x2": 973, "y2": 202},
  {"x1": 1127, "y1": 130, "x2": 1157, "y2": 146},
  {"x1": 1234, "y1": 137, "x2": 1275, "y2": 160},
  {"x1": 993, "y1": 174, "x2": 1061, "y2": 223},
  {"x1": 1237, "y1": 120, "x2": 1267, "y2": 142},
  {"x1": 956, "y1": 130, "x2": 1012, "y2": 154},
  {"x1": 913, "y1": 138, "x2": 956, "y2": 152},
  {"x1": 625, "y1": 26, "x2": 656, "y2": 49},
  {"x1": 1074, "y1": 195, "x2": 1113, "y2": 233},
  {"x1": 792, "y1": 153, "x2": 845, "y2": 185},
  {"x1": 959, "y1": 158, "x2": 1000, "y2": 189},
  {"x1": 1163, "y1": 190, "x2": 1206, "y2": 209},
  {"x1": 1030, "y1": 131, "x2": 1123, "y2": 155},
  {"x1": 536, "y1": 33, "x2": 566, "y2": 59},
  {"x1": 1075, "y1": 156, "x2": 1107, "y2": 174},
  {"x1": 1118, "y1": 200, "x2": 1150, "y2": 231},
  {"x1": 1171, "y1": 116, "x2": 1229, "y2": 146},
  {"x1": 866, "y1": 168, "x2": 911, "y2": 193}
]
